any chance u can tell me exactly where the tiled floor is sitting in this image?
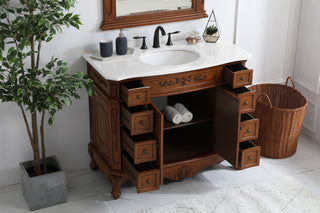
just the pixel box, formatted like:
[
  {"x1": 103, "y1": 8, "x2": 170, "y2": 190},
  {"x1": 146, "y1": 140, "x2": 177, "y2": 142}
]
[{"x1": 1, "y1": 134, "x2": 320, "y2": 213}]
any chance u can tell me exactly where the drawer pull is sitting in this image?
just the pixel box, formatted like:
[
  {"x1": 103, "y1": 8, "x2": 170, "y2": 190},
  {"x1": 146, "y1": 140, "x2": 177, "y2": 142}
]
[
  {"x1": 244, "y1": 101, "x2": 249, "y2": 106},
  {"x1": 139, "y1": 121, "x2": 145, "y2": 125},
  {"x1": 143, "y1": 149, "x2": 148, "y2": 154},
  {"x1": 249, "y1": 157, "x2": 253, "y2": 160},
  {"x1": 137, "y1": 95, "x2": 142, "y2": 99},
  {"x1": 147, "y1": 179, "x2": 151, "y2": 184},
  {"x1": 247, "y1": 129, "x2": 252, "y2": 133},
  {"x1": 240, "y1": 77, "x2": 246, "y2": 81}
]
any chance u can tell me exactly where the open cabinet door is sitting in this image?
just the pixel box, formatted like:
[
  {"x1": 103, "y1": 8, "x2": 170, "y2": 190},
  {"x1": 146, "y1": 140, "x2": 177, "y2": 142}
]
[
  {"x1": 214, "y1": 87, "x2": 240, "y2": 168},
  {"x1": 150, "y1": 102, "x2": 164, "y2": 185}
]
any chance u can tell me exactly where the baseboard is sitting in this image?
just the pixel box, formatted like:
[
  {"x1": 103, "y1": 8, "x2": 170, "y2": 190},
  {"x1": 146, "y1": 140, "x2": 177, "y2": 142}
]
[{"x1": 301, "y1": 126, "x2": 320, "y2": 145}]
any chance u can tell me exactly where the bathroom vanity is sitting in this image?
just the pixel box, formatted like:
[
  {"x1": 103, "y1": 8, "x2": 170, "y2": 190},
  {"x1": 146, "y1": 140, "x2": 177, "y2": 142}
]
[{"x1": 83, "y1": 40, "x2": 260, "y2": 199}]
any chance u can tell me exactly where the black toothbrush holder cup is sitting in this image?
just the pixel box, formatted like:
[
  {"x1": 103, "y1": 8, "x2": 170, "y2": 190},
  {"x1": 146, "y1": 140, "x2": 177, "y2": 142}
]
[{"x1": 100, "y1": 40, "x2": 113, "y2": 57}]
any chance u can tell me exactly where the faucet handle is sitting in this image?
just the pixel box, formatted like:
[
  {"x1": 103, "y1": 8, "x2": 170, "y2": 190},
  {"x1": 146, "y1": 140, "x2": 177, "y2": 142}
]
[
  {"x1": 169, "y1": 31, "x2": 181, "y2": 35},
  {"x1": 166, "y1": 31, "x2": 181, "y2": 46},
  {"x1": 133, "y1": 36, "x2": 148, "y2": 49}
]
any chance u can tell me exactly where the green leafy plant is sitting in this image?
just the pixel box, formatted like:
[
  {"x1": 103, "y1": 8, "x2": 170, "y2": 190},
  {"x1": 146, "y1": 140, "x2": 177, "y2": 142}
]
[
  {"x1": 206, "y1": 25, "x2": 218, "y2": 35},
  {"x1": 0, "y1": 0, "x2": 94, "y2": 176}
]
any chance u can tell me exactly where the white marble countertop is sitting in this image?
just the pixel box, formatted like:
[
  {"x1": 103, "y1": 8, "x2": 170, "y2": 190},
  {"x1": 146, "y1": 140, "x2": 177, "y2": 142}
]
[{"x1": 82, "y1": 39, "x2": 251, "y2": 82}]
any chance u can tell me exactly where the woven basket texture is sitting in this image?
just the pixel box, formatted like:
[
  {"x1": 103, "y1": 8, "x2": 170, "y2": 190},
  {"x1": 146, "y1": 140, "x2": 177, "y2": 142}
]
[{"x1": 248, "y1": 77, "x2": 308, "y2": 159}]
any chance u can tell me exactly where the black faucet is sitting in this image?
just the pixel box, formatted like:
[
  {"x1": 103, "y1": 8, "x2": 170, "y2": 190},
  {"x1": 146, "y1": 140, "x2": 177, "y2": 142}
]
[{"x1": 152, "y1": 26, "x2": 166, "y2": 48}]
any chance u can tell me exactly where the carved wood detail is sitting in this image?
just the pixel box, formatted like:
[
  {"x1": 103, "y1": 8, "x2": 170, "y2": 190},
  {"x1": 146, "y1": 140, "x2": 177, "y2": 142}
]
[
  {"x1": 109, "y1": 174, "x2": 130, "y2": 199},
  {"x1": 111, "y1": 108, "x2": 121, "y2": 166},
  {"x1": 87, "y1": 63, "x2": 119, "y2": 99},
  {"x1": 92, "y1": 86, "x2": 121, "y2": 172},
  {"x1": 142, "y1": 66, "x2": 224, "y2": 97},
  {"x1": 163, "y1": 154, "x2": 224, "y2": 180},
  {"x1": 159, "y1": 74, "x2": 207, "y2": 87}
]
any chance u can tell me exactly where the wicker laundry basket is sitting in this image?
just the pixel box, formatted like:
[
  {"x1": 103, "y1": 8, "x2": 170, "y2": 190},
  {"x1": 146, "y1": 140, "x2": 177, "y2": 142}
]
[{"x1": 248, "y1": 77, "x2": 308, "y2": 159}]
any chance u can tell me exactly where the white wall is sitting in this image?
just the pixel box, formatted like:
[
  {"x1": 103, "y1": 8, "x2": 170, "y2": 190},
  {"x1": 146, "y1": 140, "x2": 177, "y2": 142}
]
[
  {"x1": 235, "y1": 0, "x2": 301, "y2": 84},
  {"x1": 293, "y1": 0, "x2": 320, "y2": 143},
  {"x1": 0, "y1": 0, "x2": 300, "y2": 187}
]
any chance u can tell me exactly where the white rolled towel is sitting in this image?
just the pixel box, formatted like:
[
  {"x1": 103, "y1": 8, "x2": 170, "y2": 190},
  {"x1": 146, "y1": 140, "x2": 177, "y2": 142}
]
[
  {"x1": 163, "y1": 105, "x2": 182, "y2": 124},
  {"x1": 173, "y1": 103, "x2": 193, "y2": 122}
]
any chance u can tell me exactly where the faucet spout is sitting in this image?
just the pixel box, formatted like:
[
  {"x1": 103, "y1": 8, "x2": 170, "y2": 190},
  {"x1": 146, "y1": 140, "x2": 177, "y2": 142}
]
[{"x1": 153, "y1": 26, "x2": 166, "y2": 48}]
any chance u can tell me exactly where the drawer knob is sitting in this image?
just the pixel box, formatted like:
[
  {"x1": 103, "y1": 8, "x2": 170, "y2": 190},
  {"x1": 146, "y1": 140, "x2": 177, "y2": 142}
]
[
  {"x1": 139, "y1": 121, "x2": 145, "y2": 125},
  {"x1": 240, "y1": 77, "x2": 246, "y2": 81},
  {"x1": 147, "y1": 179, "x2": 151, "y2": 184},
  {"x1": 143, "y1": 149, "x2": 148, "y2": 154},
  {"x1": 247, "y1": 129, "x2": 252, "y2": 133},
  {"x1": 249, "y1": 157, "x2": 253, "y2": 160},
  {"x1": 244, "y1": 101, "x2": 249, "y2": 106},
  {"x1": 137, "y1": 95, "x2": 142, "y2": 99}
]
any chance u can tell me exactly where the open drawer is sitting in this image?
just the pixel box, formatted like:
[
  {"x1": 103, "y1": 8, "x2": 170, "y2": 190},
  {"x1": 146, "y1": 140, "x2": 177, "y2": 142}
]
[
  {"x1": 226, "y1": 86, "x2": 257, "y2": 114},
  {"x1": 121, "y1": 129, "x2": 157, "y2": 164},
  {"x1": 239, "y1": 141, "x2": 260, "y2": 170},
  {"x1": 121, "y1": 81, "x2": 151, "y2": 107},
  {"x1": 122, "y1": 153, "x2": 160, "y2": 193},
  {"x1": 240, "y1": 113, "x2": 259, "y2": 142},
  {"x1": 121, "y1": 105, "x2": 154, "y2": 136},
  {"x1": 223, "y1": 63, "x2": 253, "y2": 88}
]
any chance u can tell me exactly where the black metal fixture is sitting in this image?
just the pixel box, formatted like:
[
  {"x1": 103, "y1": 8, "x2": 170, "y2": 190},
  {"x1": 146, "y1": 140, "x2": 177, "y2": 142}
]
[
  {"x1": 133, "y1": 36, "x2": 148, "y2": 49},
  {"x1": 152, "y1": 26, "x2": 166, "y2": 48},
  {"x1": 166, "y1": 31, "x2": 180, "y2": 46}
]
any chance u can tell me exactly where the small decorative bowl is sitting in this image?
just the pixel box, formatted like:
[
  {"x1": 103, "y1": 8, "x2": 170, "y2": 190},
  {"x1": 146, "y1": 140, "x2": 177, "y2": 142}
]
[{"x1": 186, "y1": 32, "x2": 201, "y2": 44}]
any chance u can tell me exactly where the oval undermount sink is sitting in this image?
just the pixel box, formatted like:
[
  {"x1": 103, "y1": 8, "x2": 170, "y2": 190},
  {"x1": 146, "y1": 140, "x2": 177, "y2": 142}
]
[{"x1": 140, "y1": 49, "x2": 200, "y2": 66}]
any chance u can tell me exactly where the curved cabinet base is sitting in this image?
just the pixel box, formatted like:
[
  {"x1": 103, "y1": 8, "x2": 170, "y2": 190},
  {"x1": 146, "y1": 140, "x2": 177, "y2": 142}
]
[{"x1": 163, "y1": 154, "x2": 224, "y2": 180}]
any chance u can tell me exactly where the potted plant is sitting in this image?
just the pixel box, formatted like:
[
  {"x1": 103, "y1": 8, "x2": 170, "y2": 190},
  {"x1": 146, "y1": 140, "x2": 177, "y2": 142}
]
[
  {"x1": 0, "y1": 0, "x2": 94, "y2": 210},
  {"x1": 202, "y1": 10, "x2": 220, "y2": 43},
  {"x1": 203, "y1": 25, "x2": 219, "y2": 43}
]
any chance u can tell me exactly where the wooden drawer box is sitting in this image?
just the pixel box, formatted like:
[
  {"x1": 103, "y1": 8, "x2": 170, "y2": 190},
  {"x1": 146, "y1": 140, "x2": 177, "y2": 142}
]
[
  {"x1": 121, "y1": 81, "x2": 150, "y2": 107},
  {"x1": 240, "y1": 113, "x2": 259, "y2": 142},
  {"x1": 239, "y1": 141, "x2": 260, "y2": 170},
  {"x1": 122, "y1": 154, "x2": 160, "y2": 193},
  {"x1": 121, "y1": 105, "x2": 154, "y2": 136},
  {"x1": 230, "y1": 87, "x2": 257, "y2": 114},
  {"x1": 121, "y1": 129, "x2": 157, "y2": 164},
  {"x1": 223, "y1": 63, "x2": 253, "y2": 88}
]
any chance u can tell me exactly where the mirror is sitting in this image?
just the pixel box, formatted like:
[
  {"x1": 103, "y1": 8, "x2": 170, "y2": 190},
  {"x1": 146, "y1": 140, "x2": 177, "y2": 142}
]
[
  {"x1": 116, "y1": 0, "x2": 192, "y2": 17},
  {"x1": 101, "y1": 0, "x2": 207, "y2": 31}
]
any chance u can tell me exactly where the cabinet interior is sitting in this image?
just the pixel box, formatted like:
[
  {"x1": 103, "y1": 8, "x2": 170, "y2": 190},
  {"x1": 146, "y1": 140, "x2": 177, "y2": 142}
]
[{"x1": 151, "y1": 88, "x2": 217, "y2": 165}]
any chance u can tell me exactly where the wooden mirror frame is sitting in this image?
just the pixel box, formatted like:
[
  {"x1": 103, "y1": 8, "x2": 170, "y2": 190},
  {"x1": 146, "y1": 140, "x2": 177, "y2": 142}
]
[{"x1": 100, "y1": 0, "x2": 207, "y2": 31}]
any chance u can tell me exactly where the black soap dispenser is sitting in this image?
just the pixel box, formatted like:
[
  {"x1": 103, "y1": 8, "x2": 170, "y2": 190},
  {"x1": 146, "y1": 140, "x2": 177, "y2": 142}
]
[{"x1": 116, "y1": 29, "x2": 127, "y2": 55}]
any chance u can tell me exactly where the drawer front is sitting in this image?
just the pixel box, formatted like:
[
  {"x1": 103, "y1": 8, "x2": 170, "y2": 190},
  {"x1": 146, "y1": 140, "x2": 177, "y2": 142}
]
[
  {"x1": 121, "y1": 105, "x2": 154, "y2": 136},
  {"x1": 138, "y1": 171, "x2": 160, "y2": 193},
  {"x1": 132, "y1": 112, "x2": 154, "y2": 135},
  {"x1": 122, "y1": 154, "x2": 160, "y2": 193},
  {"x1": 233, "y1": 70, "x2": 252, "y2": 88},
  {"x1": 223, "y1": 63, "x2": 253, "y2": 88},
  {"x1": 239, "y1": 141, "x2": 260, "y2": 170},
  {"x1": 121, "y1": 129, "x2": 157, "y2": 164},
  {"x1": 121, "y1": 84, "x2": 150, "y2": 107},
  {"x1": 239, "y1": 92, "x2": 256, "y2": 114},
  {"x1": 240, "y1": 118, "x2": 259, "y2": 142},
  {"x1": 142, "y1": 66, "x2": 223, "y2": 97}
]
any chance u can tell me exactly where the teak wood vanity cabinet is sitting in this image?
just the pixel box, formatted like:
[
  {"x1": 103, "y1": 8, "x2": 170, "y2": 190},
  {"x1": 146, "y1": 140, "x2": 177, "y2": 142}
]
[{"x1": 87, "y1": 61, "x2": 260, "y2": 199}]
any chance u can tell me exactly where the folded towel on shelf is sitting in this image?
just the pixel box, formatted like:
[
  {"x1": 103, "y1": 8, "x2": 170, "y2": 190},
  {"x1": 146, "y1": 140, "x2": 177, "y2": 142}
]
[
  {"x1": 163, "y1": 105, "x2": 182, "y2": 124},
  {"x1": 173, "y1": 103, "x2": 193, "y2": 122}
]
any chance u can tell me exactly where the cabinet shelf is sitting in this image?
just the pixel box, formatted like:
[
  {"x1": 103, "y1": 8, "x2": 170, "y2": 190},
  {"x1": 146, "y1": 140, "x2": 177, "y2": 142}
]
[
  {"x1": 163, "y1": 122, "x2": 214, "y2": 164},
  {"x1": 163, "y1": 114, "x2": 214, "y2": 130}
]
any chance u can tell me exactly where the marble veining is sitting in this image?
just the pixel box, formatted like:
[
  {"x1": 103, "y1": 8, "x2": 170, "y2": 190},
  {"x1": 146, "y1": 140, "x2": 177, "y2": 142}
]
[{"x1": 82, "y1": 39, "x2": 251, "y2": 81}]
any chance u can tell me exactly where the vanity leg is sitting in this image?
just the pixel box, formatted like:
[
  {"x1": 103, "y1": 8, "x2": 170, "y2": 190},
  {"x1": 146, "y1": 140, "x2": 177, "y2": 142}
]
[
  {"x1": 110, "y1": 175, "x2": 129, "y2": 199},
  {"x1": 88, "y1": 143, "x2": 99, "y2": 170},
  {"x1": 90, "y1": 160, "x2": 98, "y2": 170}
]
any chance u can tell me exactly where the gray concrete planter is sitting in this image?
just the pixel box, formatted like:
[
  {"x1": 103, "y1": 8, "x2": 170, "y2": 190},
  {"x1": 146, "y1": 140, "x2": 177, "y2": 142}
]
[{"x1": 20, "y1": 156, "x2": 67, "y2": 210}]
